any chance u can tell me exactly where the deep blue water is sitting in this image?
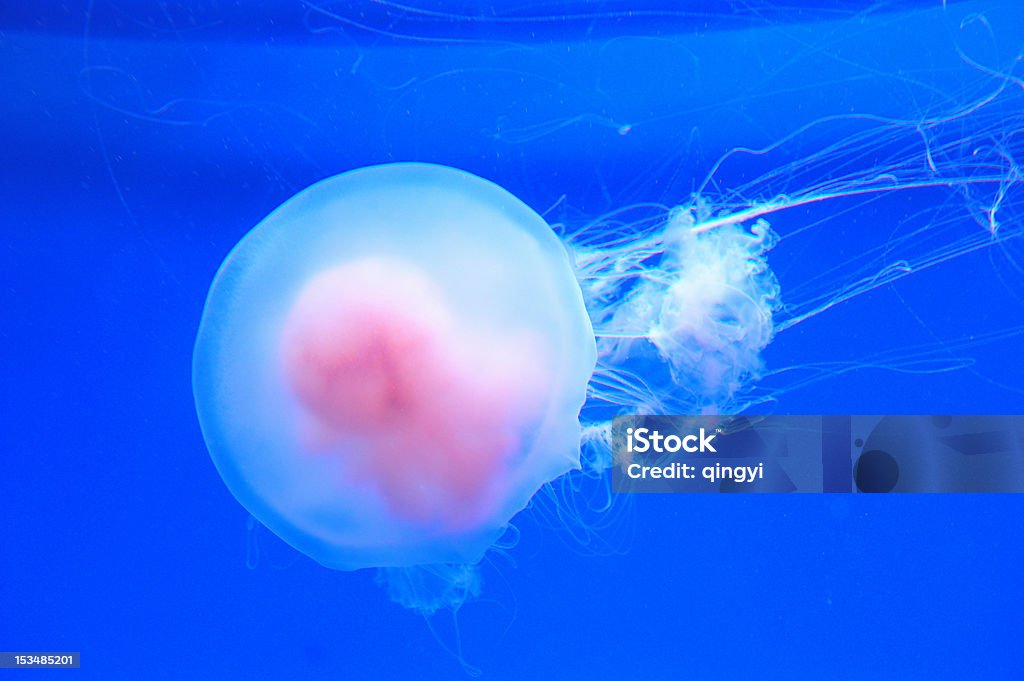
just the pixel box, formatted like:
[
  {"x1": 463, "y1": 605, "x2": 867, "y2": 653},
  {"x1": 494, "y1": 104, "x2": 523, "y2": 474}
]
[{"x1": 2, "y1": 1, "x2": 1024, "y2": 678}]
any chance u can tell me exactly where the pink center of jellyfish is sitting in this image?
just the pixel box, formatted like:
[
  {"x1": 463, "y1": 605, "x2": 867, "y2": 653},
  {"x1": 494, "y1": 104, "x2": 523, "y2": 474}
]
[{"x1": 280, "y1": 257, "x2": 544, "y2": 532}]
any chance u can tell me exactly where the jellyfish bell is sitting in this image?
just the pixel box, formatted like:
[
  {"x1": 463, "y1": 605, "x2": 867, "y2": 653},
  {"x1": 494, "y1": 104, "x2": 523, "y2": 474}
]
[{"x1": 192, "y1": 163, "x2": 597, "y2": 588}]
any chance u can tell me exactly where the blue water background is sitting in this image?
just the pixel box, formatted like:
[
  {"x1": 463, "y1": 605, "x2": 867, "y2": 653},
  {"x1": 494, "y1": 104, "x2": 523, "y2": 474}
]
[{"x1": 2, "y1": 1, "x2": 1023, "y2": 678}]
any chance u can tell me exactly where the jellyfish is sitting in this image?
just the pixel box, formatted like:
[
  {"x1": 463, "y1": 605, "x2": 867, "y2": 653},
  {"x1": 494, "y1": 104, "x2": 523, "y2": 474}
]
[
  {"x1": 189, "y1": 5, "x2": 1024, "y2": 637},
  {"x1": 192, "y1": 162, "x2": 598, "y2": 617},
  {"x1": 194, "y1": 66, "x2": 1024, "y2": 616}
]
